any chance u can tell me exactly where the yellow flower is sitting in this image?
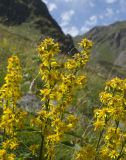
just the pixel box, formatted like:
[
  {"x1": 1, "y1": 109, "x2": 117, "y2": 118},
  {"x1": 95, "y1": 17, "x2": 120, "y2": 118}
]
[
  {"x1": 79, "y1": 38, "x2": 93, "y2": 49},
  {"x1": 47, "y1": 133, "x2": 61, "y2": 144},
  {"x1": 75, "y1": 144, "x2": 96, "y2": 160},
  {"x1": 94, "y1": 120, "x2": 105, "y2": 131},
  {"x1": 10, "y1": 141, "x2": 19, "y2": 150},
  {"x1": 106, "y1": 77, "x2": 123, "y2": 90},
  {"x1": 2, "y1": 140, "x2": 10, "y2": 149},
  {"x1": 109, "y1": 150, "x2": 119, "y2": 159},
  {"x1": 7, "y1": 153, "x2": 16, "y2": 160},
  {"x1": 0, "y1": 149, "x2": 6, "y2": 158},
  {"x1": 65, "y1": 59, "x2": 77, "y2": 70},
  {"x1": 29, "y1": 144, "x2": 39, "y2": 155},
  {"x1": 75, "y1": 75, "x2": 86, "y2": 85},
  {"x1": 99, "y1": 92, "x2": 112, "y2": 104}
]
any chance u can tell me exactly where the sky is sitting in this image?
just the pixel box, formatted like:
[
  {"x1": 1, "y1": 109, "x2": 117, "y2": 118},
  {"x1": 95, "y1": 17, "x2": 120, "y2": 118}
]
[{"x1": 43, "y1": 0, "x2": 126, "y2": 37}]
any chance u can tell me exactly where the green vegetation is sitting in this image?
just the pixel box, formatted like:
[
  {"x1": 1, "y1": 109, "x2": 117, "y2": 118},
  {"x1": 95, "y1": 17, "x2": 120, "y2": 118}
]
[
  {"x1": 1, "y1": 38, "x2": 126, "y2": 160},
  {"x1": 0, "y1": 23, "x2": 41, "y2": 89}
]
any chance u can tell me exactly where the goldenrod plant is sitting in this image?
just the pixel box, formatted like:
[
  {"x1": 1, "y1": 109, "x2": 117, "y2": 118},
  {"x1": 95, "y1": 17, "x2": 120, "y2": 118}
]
[
  {"x1": 0, "y1": 56, "x2": 27, "y2": 159},
  {"x1": 29, "y1": 38, "x2": 92, "y2": 160},
  {"x1": 74, "y1": 77, "x2": 126, "y2": 160},
  {"x1": 93, "y1": 77, "x2": 126, "y2": 160}
]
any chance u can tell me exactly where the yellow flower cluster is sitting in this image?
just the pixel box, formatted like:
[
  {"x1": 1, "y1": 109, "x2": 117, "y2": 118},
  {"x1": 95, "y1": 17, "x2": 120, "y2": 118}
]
[
  {"x1": 94, "y1": 77, "x2": 126, "y2": 159},
  {"x1": 0, "y1": 55, "x2": 27, "y2": 159},
  {"x1": 31, "y1": 38, "x2": 92, "y2": 160},
  {"x1": 29, "y1": 144, "x2": 39, "y2": 155},
  {"x1": 74, "y1": 144, "x2": 96, "y2": 160},
  {"x1": 0, "y1": 149, "x2": 16, "y2": 160},
  {"x1": 0, "y1": 56, "x2": 22, "y2": 104}
]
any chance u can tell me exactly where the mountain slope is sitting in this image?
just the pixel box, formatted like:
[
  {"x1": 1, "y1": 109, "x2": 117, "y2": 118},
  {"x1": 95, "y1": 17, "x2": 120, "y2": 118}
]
[
  {"x1": 0, "y1": 0, "x2": 76, "y2": 54},
  {"x1": 75, "y1": 21, "x2": 126, "y2": 76}
]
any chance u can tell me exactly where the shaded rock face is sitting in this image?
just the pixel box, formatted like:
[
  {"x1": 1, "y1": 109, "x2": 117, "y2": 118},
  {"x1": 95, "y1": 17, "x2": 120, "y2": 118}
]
[
  {"x1": 0, "y1": 0, "x2": 77, "y2": 54},
  {"x1": 0, "y1": 0, "x2": 30, "y2": 24},
  {"x1": 0, "y1": 0, "x2": 58, "y2": 26}
]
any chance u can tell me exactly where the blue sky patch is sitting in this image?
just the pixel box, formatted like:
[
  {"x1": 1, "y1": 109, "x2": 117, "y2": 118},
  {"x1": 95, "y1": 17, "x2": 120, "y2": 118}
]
[{"x1": 43, "y1": 0, "x2": 126, "y2": 36}]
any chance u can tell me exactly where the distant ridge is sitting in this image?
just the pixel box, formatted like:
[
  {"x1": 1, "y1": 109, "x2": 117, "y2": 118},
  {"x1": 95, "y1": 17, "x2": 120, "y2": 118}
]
[{"x1": 74, "y1": 21, "x2": 126, "y2": 70}]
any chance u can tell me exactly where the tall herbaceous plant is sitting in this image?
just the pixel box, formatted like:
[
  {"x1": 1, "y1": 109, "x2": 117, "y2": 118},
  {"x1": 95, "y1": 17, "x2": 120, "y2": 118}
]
[
  {"x1": 30, "y1": 38, "x2": 92, "y2": 160},
  {"x1": 94, "y1": 77, "x2": 126, "y2": 160},
  {"x1": 0, "y1": 56, "x2": 27, "y2": 159},
  {"x1": 74, "y1": 77, "x2": 126, "y2": 160}
]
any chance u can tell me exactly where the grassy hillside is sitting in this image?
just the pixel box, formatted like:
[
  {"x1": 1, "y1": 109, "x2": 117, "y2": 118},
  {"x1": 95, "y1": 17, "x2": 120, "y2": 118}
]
[
  {"x1": 0, "y1": 23, "x2": 40, "y2": 89},
  {"x1": 0, "y1": 0, "x2": 77, "y2": 55}
]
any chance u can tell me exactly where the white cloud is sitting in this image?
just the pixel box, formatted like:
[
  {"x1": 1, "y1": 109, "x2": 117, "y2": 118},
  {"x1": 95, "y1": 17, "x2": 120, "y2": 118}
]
[
  {"x1": 105, "y1": 0, "x2": 117, "y2": 3},
  {"x1": 54, "y1": 0, "x2": 88, "y2": 9},
  {"x1": 105, "y1": 8, "x2": 114, "y2": 17},
  {"x1": 43, "y1": 1, "x2": 57, "y2": 12},
  {"x1": 62, "y1": 26, "x2": 79, "y2": 37},
  {"x1": 60, "y1": 21, "x2": 69, "y2": 27},
  {"x1": 90, "y1": 16, "x2": 97, "y2": 22},
  {"x1": 85, "y1": 15, "x2": 98, "y2": 26},
  {"x1": 80, "y1": 15, "x2": 98, "y2": 34},
  {"x1": 61, "y1": 10, "x2": 75, "y2": 22},
  {"x1": 99, "y1": 8, "x2": 114, "y2": 21},
  {"x1": 60, "y1": 10, "x2": 78, "y2": 36},
  {"x1": 99, "y1": 15, "x2": 104, "y2": 20},
  {"x1": 48, "y1": 3, "x2": 57, "y2": 12},
  {"x1": 43, "y1": 0, "x2": 48, "y2": 4},
  {"x1": 80, "y1": 26, "x2": 90, "y2": 33}
]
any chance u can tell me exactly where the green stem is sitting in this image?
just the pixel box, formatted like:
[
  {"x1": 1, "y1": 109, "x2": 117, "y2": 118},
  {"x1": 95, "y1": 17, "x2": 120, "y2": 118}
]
[
  {"x1": 3, "y1": 128, "x2": 5, "y2": 142},
  {"x1": 39, "y1": 134, "x2": 45, "y2": 160},
  {"x1": 95, "y1": 129, "x2": 104, "y2": 160},
  {"x1": 116, "y1": 141, "x2": 125, "y2": 160},
  {"x1": 96, "y1": 130, "x2": 104, "y2": 151},
  {"x1": 115, "y1": 120, "x2": 119, "y2": 133}
]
